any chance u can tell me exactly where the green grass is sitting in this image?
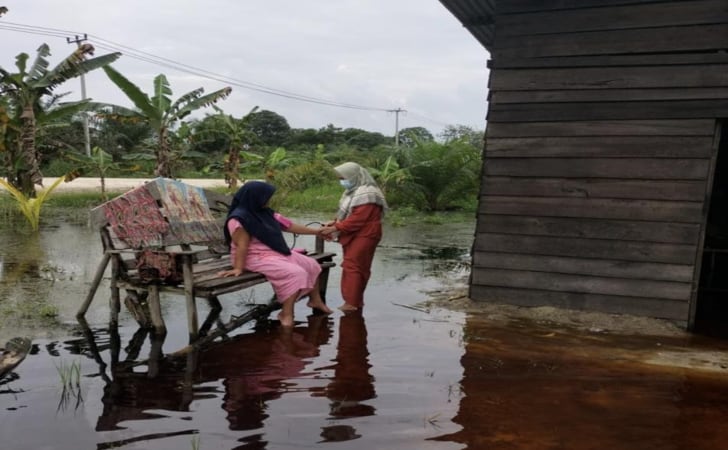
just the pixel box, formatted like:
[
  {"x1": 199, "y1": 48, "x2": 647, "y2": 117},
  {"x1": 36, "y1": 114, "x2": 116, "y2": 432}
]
[
  {"x1": 276, "y1": 183, "x2": 341, "y2": 214},
  {"x1": 1, "y1": 182, "x2": 477, "y2": 226}
]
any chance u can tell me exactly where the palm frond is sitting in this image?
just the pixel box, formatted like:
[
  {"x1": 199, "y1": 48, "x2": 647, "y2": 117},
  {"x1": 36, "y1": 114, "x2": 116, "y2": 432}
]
[
  {"x1": 40, "y1": 99, "x2": 91, "y2": 124},
  {"x1": 169, "y1": 87, "x2": 203, "y2": 114},
  {"x1": 174, "y1": 87, "x2": 231, "y2": 119},
  {"x1": 27, "y1": 43, "x2": 51, "y2": 81},
  {"x1": 103, "y1": 65, "x2": 159, "y2": 121},
  {"x1": 41, "y1": 51, "x2": 121, "y2": 90},
  {"x1": 151, "y1": 74, "x2": 172, "y2": 113}
]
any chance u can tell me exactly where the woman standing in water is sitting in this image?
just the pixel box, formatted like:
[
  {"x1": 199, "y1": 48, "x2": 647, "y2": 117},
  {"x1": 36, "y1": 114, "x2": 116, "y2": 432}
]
[
  {"x1": 218, "y1": 181, "x2": 332, "y2": 326},
  {"x1": 320, "y1": 162, "x2": 387, "y2": 312}
]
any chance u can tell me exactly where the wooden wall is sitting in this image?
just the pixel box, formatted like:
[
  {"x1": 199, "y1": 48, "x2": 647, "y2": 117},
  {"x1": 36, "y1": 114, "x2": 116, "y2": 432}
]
[{"x1": 469, "y1": 0, "x2": 728, "y2": 324}]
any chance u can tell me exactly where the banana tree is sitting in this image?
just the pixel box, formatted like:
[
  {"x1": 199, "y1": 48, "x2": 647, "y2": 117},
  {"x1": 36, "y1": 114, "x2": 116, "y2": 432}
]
[
  {"x1": 64, "y1": 146, "x2": 129, "y2": 201},
  {"x1": 103, "y1": 65, "x2": 232, "y2": 178},
  {"x1": 0, "y1": 43, "x2": 120, "y2": 197},
  {"x1": 208, "y1": 104, "x2": 258, "y2": 190}
]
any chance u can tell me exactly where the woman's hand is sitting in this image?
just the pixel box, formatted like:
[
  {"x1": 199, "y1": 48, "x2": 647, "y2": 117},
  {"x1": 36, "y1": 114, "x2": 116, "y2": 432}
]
[
  {"x1": 217, "y1": 268, "x2": 244, "y2": 277},
  {"x1": 318, "y1": 225, "x2": 339, "y2": 241},
  {"x1": 318, "y1": 225, "x2": 337, "y2": 236}
]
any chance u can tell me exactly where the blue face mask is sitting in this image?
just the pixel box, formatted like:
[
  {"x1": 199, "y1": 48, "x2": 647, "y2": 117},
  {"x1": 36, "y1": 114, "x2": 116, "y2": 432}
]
[{"x1": 339, "y1": 179, "x2": 353, "y2": 190}]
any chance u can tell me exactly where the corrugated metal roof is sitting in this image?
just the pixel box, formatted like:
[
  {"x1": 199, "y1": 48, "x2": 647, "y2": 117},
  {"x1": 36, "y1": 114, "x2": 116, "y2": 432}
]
[{"x1": 438, "y1": 0, "x2": 495, "y2": 49}]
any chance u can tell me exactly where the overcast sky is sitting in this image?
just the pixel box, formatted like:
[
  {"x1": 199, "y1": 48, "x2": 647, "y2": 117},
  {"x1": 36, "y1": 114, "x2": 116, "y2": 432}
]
[{"x1": 0, "y1": 1, "x2": 489, "y2": 138}]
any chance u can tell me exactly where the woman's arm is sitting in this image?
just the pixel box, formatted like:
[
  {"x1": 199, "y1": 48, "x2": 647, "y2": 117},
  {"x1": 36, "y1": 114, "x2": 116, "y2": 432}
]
[
  {"x1": 218, "y1": 226, "x2": 251, "y2": 277},
  {"x1": 330, "y1": 204, "x2": 378, "y2": 234},
  {"x1": 274, "y1": 212, "x2": 320, "y2": 235},
  {"x1": 286, "y1": 221, "x2": 320, "y2": 235}
]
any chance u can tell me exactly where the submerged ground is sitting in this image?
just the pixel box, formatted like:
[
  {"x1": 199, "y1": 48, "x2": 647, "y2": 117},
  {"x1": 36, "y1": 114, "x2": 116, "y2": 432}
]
[{"x1": 1, "y1": 179, "x2": 728, "y2": 449}]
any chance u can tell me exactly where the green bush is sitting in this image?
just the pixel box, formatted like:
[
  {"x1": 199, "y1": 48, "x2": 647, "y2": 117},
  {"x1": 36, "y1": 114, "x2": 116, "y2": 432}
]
[
  {"x1": 42, "y1": 159, "x2": 78, "y2": 177},
  {"x1": 273, "y1": 182, "x2": 340, "y2": 214},
  {"x1": 273, "y1": 159, "x2": 336, "y2": 191}
]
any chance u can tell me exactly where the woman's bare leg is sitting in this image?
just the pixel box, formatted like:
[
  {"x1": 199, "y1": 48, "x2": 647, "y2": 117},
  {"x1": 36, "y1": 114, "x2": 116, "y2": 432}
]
[
  {"x1": 306, "y1": 277, "x2": 333, "y2": 314},
  {"x1": 278, "y1": 292, "x2": 297, "y2": 327}
]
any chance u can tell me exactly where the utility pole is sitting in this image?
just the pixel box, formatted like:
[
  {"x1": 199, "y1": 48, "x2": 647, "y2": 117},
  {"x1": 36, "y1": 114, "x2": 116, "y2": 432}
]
[
  {"x1": 67, "y1": 34, "x2": 91, "y2": 157},
  {"x1": 388, "y1": 108, "x2": 406, "y2": 147}
]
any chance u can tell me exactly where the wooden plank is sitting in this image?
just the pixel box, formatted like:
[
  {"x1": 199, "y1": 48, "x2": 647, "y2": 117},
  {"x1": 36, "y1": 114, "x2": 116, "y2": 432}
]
[
  {"x1": 492, "y1": 24, "x2": 728, "y2": 59},
  {"x1": 474, "y1": 232, "x2": 696, "y2": 264},
  {"x1": 484, "y1": 158, "x2": 710, "y2": 180},
  {"x1": 471, "y1": 267, "x2": 691, "y2": 300},
  {"x1": 688, "y1": 120, "x2": 722, "y2": 328},
  {"x1": 487, "y1": 100, "x2": 728, "y2": 122},
  {"x1": 494, "y1": 1, "x2": 728, "y2": 36},
  {"x1": 486, "y1": 120, "x2": 715, "y2": 138},
  {"x1": 482, "y1": 177, "x2": 706, "y2": 202},
  {"x1": 479, "y1": 196, "x2": 703, "y2": 223},
  {"x1": 496, "y1": 0, "x2": 673, "y2": 14},
  {"x1": 469, "y1": 285, "x2": 689, "y2": 321},
  {"x1": 486, "y1": 136, "x2": 714, "y2": 158},
  {"x1": 490, "y1": 53, "x2": 728, "y2": 69},
  {"x1": 473, "y1": 251, "x2": 694, "y2": 282},
  {"x1": 476, "y1": 215, "x2": 701, "y2": 245},
  {"x1": 490, "y1": 88, "x2": 728, "y2": 105}
]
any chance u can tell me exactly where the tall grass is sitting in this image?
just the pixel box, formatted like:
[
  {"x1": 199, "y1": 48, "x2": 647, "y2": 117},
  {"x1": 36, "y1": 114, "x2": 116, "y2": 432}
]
[{"x1": 55, "y1": 359, "x2": 83, "y2": 412}]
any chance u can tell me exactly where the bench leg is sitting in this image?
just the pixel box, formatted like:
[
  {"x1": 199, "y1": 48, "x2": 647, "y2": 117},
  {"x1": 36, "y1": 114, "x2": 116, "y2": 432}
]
[
  {"x1": 311, "y1": 265, "x2": 331, "y2": 315},
  {"x1": 109, "y1": 257, "x2": 121, "y2": 326},
  {"x1": 109, "y1": 322, "x2": 121, "y2": 369},
  {"x1": 147, "y1": 284, "x2": 167, "y2": 336},
  {"x1": 182, "y1": 255, "x2": 198, "y2": 342},
  {"x1": 147, "y1": 333, "x2": 165, "y2": 378},
  {"x1": 319, "y1": 266, "x2": 330, "y2": 302},
  {"x1": 77, "y1": 253, "x2": 111, "y2": 318}
]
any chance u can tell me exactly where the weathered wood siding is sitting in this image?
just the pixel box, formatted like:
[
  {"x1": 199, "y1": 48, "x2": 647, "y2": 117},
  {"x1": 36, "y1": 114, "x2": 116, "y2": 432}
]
[{"x1": 445, "y1": 0, "x2": 728, "y2": 323}]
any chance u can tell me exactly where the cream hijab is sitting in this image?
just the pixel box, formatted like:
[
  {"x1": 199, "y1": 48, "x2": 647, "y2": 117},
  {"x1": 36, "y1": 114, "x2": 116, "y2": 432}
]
[{"x1": 334, "y1": 162, "x2": 388, "y2": 220}]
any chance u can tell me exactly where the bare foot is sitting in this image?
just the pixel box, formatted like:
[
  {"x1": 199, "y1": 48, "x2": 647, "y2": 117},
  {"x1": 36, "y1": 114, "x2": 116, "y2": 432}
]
[
  {"x1": 307, "y1": 300, "x2": 333, "y2": 314},
  {"x1": 277, "y1": 312, "x2": 294, "y2": 327},
  {"x1": 338, "y1": 303, "x2": 358, "y2": 312}
]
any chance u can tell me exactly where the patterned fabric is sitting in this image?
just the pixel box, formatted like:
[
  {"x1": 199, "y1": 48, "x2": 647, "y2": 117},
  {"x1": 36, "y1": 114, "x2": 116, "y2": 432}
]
[
  {"x1": 157, "y1": 179, "x2": 220, "y2": 243},
  {"x1": 102, "y1": 178, "x2": 220, "y2": 283},
  {"x1": 136, "y1": 249, "x2": 181, "y2": 283},
  {"x1": 103, "y1": 186, "x2": 169, "y2": 248}
]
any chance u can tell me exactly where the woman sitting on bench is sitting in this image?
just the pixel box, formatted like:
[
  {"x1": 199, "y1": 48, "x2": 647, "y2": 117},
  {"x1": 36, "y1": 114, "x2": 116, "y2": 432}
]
[{"x1": 217, "y1": 181, "x2": 333, "y2": 326}]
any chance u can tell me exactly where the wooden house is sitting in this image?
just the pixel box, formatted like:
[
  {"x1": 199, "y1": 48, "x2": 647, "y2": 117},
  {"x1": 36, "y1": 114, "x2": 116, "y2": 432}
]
[{"x1": 438, "y1": 0, "x2": 728, "y2": 330}]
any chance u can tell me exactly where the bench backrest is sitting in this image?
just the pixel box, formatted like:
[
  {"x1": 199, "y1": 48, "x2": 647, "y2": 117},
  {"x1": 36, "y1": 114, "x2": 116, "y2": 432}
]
[{"x1": 89, "y1": 178, "x2": 231, "y2": 252}]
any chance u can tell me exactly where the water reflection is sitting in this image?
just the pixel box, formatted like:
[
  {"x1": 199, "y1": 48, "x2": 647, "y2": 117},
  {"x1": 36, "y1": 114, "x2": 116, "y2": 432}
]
[
  {"x1": 3, "y1": 216, "x2": 474, "y2": 449},
  {"x1": 217, "y1": 315, "x2": 332, "y2": 437},
  {"x1": 433, "y1": 315, "x2": 728, "y2": 450},
  {"x1": 0, "y1": 232, "x2": 52, "y2": 325},
  {"x1": 73, "y1": 312, "x2": 385, "y2": 446},
  {"x1": 319, "y1": 313, "x2": 375, "y2": 420}
]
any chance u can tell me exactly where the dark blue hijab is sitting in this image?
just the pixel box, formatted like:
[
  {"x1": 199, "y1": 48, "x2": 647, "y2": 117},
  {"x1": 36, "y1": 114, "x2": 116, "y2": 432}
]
[{"x1": 224, "y1": 181, "x2": 291, "y2": 255}]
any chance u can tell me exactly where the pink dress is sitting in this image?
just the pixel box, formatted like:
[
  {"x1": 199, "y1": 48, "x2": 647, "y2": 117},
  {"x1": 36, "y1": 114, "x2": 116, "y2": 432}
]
[{"x1": 227, "y1": 214, "x2": 321, "y2": 303}]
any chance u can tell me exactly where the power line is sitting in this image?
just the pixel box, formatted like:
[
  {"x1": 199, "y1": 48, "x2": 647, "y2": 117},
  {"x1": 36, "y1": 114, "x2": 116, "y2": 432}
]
[
  {"x1": 0, "y1": 20, "x2": 462, "y2": 132},
  {"x1": 0, "y1": 21, "x2": 392, "y2": 112}
]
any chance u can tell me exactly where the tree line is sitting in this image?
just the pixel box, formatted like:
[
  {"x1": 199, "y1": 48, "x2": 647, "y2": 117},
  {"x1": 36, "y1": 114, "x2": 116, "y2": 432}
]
[{"x1": 1, "y1": 40, "x2": 483, "y2": 212}]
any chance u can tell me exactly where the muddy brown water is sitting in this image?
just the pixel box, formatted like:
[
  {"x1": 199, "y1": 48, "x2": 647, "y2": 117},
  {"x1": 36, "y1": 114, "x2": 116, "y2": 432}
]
[{"x1": 2, "y1": 216, "x2": 728, "y2": 449}]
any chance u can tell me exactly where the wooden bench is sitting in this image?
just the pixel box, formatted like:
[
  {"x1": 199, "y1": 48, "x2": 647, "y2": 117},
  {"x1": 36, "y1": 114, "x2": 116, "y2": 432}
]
[{"x1": 78, "y1": 177, "x2": 335, "y2": 341}]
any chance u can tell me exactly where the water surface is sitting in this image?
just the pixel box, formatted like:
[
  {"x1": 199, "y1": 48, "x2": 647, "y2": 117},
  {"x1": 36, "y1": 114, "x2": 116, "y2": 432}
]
[{"x1": 2, "y1": 216, "x2": 728, "y2": 450}]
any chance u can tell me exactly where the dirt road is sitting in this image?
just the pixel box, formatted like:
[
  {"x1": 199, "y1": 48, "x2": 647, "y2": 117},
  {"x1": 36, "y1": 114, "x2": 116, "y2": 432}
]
[{"x1": 39, "y1": 177, "x2": 227, "y2": 192}]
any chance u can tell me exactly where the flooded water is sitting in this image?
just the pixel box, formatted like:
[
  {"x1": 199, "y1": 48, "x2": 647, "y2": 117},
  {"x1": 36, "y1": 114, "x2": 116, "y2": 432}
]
[{"x1": 2, "y1": 214, "x2": 728, "y2": 449}]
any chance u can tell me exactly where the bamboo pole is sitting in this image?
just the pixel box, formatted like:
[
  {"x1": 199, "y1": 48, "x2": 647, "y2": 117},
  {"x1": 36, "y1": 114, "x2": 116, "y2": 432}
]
[{"x1": 77, "y1": 253, "x2": 111, "y2": 318}]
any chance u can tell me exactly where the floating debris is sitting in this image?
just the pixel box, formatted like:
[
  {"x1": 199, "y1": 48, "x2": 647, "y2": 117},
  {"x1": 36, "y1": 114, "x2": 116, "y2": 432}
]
[{"x1": 0, "y1": 337, "x2": 32, "y2": 380}]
